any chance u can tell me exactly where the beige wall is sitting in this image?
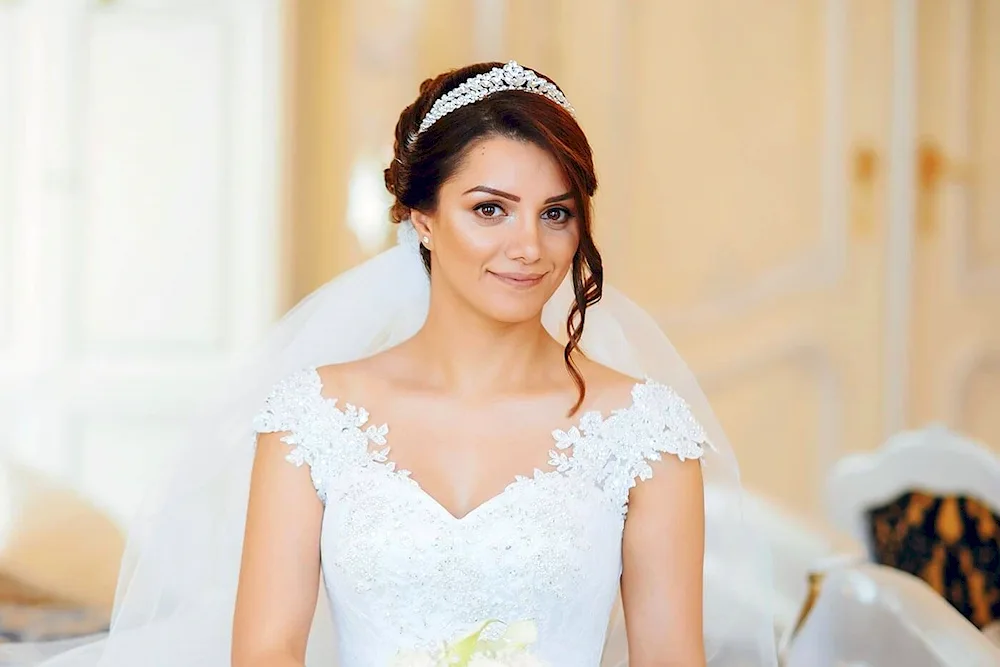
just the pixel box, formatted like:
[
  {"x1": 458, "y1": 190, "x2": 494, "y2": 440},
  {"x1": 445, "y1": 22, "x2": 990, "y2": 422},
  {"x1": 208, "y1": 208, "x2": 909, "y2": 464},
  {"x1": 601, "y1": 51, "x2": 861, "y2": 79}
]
[{"x1": 282, "y1": 1, "x2": 1000, "y2": 515}]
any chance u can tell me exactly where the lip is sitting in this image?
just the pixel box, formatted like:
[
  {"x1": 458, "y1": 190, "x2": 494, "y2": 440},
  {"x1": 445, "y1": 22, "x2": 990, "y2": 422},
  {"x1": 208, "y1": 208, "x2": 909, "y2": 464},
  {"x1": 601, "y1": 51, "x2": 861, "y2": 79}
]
[{"x1": 488, "y1": 270, "x2": 547, "y2": 288}]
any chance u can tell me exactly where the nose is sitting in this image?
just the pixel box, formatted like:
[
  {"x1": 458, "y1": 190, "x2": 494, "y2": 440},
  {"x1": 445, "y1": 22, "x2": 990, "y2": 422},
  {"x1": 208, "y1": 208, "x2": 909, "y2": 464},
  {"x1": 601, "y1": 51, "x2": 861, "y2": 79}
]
[{"x1": 505, "y1": 217, "x2": 541, "y2": 264}]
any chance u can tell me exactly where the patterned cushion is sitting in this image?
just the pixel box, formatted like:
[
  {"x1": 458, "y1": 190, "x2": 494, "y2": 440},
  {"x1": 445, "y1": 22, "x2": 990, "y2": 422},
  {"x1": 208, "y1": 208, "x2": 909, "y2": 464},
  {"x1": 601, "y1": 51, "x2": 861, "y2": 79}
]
[{"x1": 867, "y1": 490, "x2": 1000, "y2": 629}]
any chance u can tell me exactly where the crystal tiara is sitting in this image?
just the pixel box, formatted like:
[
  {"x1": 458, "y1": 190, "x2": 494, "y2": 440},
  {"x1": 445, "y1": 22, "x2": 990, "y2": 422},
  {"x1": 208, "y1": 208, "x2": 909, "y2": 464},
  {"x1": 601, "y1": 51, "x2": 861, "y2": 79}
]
[{"x1": 410, "y1": 61, "x2": 575, "y2": 143}]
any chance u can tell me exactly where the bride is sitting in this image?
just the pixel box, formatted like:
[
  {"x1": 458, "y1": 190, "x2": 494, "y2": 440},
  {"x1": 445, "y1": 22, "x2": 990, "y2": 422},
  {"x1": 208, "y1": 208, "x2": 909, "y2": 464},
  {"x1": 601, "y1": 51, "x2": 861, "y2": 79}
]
[{"x1": 0, "y1": 61, "x2": 776, "y2": 666}]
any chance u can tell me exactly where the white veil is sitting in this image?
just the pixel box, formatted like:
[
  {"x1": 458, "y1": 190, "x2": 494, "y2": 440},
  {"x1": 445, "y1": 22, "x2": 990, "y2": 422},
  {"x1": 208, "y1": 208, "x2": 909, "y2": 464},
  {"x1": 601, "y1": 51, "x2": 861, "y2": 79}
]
[{"x1": 0, "y1": 221, "x2": 777, "y2": 666}]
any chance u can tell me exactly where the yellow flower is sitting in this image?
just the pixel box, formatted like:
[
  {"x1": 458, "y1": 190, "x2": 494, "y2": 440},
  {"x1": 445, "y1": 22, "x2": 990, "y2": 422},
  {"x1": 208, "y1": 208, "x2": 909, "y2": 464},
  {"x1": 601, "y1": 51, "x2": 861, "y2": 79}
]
[
  {"x1": 390, "y1": 619, "x2": 543, "y2": 667},
  {"x1": 442, "y1": 619, "x2": 541, "y2": 666}
]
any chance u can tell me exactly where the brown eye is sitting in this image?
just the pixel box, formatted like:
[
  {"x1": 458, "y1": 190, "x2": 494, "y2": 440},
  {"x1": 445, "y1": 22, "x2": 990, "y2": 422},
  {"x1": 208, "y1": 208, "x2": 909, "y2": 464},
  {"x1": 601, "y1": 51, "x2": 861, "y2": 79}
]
[
  {"x1": 542, "y1": 207, "x2": 572, "y2": 225},
  {"x1": 474, "y1": 203, "x2": 505, "y2": 219}
]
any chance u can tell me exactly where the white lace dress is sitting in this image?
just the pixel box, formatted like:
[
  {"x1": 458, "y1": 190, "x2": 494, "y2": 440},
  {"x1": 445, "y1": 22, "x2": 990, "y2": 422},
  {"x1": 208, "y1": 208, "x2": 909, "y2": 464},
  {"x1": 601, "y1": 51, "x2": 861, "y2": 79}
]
[{"x1": 253, "y1": 368, "x2": 709, "y2": 666}]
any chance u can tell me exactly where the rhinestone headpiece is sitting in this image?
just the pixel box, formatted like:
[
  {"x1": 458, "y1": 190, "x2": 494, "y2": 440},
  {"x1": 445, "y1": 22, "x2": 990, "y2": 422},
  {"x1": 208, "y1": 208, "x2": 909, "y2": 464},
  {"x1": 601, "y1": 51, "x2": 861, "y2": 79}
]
[{"x1": 410, "y1": 61, "x2": 574, "y2": 144}]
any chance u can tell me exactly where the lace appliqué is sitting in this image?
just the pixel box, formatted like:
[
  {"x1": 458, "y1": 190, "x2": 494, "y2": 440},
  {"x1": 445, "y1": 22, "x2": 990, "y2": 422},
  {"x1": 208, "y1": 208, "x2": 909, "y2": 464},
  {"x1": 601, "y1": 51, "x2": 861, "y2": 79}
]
[
  {"x1": 250, "y1": 369, "x2": 711, "y2": 662},
  {"x1": 549, "y1": 379, "x2": 709, "y2": 516},
  {"x1": 252, "y1": 368, "x2": 390, "y2": 503},
  {"x1": 253, "y1": 371, "x2": 708, "y2": 513}
]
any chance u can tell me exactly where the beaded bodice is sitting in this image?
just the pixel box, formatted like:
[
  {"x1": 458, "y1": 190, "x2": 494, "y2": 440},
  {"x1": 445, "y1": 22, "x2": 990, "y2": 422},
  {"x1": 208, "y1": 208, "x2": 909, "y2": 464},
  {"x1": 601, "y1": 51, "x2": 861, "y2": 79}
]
[{"x1": 253, "y1": 368, "x2": 708, "y2": 666}]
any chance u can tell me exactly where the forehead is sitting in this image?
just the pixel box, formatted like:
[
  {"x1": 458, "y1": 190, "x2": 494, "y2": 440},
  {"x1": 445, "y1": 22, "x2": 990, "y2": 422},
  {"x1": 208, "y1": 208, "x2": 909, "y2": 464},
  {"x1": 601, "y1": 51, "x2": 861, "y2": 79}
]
[{"x1": 443, "y1": 136, "x2": 570, "y2": 197}]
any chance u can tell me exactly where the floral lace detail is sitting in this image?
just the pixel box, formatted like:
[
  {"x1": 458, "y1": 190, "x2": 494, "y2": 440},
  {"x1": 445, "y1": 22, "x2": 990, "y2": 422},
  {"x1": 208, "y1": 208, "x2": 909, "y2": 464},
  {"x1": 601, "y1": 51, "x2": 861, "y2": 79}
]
[
  {"x1": 254, "y1": 368, "x2": 707, "y2": 514},
  {"x1": 252, "y1": 368, "x2": 390, "y2": 503},
  {"x1": 547, "y1": 379, "x2": 708, "y2": 515},
  {"x1": 251, "y1": 368, "x2": 709, "y2": 665}
]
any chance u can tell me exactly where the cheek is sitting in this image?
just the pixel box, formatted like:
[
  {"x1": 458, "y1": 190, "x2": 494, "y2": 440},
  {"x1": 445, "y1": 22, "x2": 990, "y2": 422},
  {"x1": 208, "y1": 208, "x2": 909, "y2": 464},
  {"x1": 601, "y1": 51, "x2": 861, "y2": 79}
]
[
  {"x1": 547, "y1": 228, "x2": 580, "y2": 267},
  {"x1": 454, "y1": 228, "x2": 501, "y2": 259},
  {"x1": 440, "y1": 217, "x2": 500, "y2": 271}
]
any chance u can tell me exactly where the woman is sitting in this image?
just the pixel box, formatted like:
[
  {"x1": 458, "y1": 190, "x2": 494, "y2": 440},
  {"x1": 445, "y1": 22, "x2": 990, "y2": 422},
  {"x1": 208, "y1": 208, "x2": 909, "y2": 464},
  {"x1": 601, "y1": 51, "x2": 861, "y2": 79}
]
[{"x1": 0, "y1": 62, "x2": 775, "y2": 666}]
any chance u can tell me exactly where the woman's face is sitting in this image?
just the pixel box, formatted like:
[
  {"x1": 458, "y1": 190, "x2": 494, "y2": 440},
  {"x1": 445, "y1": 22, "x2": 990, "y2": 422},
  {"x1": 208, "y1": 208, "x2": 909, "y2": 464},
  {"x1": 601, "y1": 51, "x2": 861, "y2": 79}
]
[{"x1": 413, "y1": 136, "x2": 581, "y2": 325}]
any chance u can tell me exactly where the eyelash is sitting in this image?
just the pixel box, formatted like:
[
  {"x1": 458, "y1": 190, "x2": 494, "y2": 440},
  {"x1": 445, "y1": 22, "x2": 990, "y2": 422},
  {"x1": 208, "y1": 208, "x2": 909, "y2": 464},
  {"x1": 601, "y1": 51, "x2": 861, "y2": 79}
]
[{"x1": 473, "y1": 202, "x2": 575, "y2": 225}]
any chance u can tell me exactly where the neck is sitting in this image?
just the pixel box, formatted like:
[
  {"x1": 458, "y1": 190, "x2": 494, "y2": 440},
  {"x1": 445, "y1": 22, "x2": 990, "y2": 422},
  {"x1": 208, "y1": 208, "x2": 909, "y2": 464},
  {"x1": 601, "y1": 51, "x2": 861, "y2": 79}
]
[{"x1": 409, "y1": 287, "x2": 560, "y2": 397}]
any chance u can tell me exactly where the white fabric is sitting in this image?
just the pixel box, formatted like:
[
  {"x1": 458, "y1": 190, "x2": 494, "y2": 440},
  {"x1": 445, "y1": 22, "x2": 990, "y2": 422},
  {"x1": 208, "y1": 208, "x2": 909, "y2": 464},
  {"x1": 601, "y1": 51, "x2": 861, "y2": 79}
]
[
  {"x1": 0, "y1": 221, "x2": 777, "y2": 666},
  {"x1": 785, "y1": 564, "x2": 1000, "y2": 667},
  {"x1": 255, "y1": 368, "x2": 705, "y2": 666}
]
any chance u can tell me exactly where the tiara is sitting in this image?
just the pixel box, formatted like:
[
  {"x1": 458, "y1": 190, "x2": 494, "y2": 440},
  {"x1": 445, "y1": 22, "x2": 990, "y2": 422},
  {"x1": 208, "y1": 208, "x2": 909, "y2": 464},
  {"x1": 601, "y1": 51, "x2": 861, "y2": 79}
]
[{"x1": 409, "y1": 61, "x2": 575, "y2": 144}]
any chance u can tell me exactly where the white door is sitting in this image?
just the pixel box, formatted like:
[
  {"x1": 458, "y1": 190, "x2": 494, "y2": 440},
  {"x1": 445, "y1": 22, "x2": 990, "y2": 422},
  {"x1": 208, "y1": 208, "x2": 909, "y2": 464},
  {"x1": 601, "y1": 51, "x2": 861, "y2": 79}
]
[{"x1": 0, "y1": 0, "x2": 282, "y2": 603}]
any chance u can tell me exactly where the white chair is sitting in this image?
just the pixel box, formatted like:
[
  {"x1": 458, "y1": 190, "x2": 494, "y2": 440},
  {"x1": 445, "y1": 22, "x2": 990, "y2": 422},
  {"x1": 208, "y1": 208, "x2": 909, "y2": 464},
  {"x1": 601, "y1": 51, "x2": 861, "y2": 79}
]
[
  {"x1": 826, "y1": 423, "x2": 1000, "y2": 547},
  {"x1": 784, "y1": 563, "x2": 1000, "y2": 667},
  {"x1": 824, "y1": 423, "x2": 1000, "y2": 631}
]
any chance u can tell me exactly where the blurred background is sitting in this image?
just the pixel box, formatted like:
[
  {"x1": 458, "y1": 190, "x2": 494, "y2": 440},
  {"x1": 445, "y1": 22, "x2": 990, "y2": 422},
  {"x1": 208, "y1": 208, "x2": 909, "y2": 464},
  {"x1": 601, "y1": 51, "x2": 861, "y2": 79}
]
[{"x1": 0, "y1": 0, "x2": 997, "y2": 656}]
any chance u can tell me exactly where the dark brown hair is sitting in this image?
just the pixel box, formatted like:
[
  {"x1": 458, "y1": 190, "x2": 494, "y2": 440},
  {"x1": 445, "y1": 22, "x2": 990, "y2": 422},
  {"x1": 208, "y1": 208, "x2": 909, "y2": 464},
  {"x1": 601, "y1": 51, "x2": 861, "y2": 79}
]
[{"x1": 384, "y1": 62, "x2": 603, "y2": 414}]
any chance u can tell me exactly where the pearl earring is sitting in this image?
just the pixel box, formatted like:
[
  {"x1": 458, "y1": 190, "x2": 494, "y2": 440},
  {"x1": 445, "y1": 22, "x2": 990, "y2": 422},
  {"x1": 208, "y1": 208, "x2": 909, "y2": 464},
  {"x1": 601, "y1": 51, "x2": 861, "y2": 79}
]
[{"x1": 421, "y1": 236, "x2": 430, "y2": 246}]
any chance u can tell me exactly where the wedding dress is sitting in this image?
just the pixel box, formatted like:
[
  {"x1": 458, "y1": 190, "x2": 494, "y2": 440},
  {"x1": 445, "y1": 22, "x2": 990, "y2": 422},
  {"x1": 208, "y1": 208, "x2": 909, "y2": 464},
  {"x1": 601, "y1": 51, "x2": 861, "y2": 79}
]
[
  {"x1": 0, "y1": 222, "x2": 777, "y2": 666},
  {"x1": 255, "y1": 368, "x2": 707, "y2": 665}
]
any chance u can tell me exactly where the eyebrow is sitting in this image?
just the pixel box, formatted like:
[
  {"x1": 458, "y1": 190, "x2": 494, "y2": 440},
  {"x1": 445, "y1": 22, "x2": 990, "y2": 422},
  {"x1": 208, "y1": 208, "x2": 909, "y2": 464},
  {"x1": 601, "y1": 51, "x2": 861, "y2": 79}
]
[{"x1": 462, "y1": 185, "x2": 573, "y2": 204}]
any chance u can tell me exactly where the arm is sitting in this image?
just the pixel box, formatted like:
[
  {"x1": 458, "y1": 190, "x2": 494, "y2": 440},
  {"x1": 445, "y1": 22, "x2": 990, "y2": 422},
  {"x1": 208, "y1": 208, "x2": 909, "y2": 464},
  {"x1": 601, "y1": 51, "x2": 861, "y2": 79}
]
[
  {"x1": 621, "y1": 456, "x2": 707, "y2": 667},
  {"x1": 232, "y1": 431, "x2": 324, "y2": 667}
]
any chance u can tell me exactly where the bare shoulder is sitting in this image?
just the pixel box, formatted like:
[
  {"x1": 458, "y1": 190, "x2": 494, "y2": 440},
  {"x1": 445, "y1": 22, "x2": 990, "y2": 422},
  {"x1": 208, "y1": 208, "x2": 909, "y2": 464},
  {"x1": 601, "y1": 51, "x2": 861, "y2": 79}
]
[
  {"x1": 313, "y1": 343, "x2": 416, "y2": 404},
  {"x1": 314, "y1": 360, "x2": 379, "y2": 405},
  {"x1": 313, "y1": 358, "x2": 369, "y2": 399},
  {"x1": 574, "y1": 355, "x2": 643, "y2": 414}
]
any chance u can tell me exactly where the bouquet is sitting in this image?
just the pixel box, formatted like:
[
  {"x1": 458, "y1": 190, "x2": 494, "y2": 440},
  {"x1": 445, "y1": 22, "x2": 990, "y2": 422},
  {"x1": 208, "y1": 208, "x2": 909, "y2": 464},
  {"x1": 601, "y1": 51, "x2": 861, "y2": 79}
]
[{"x1": 390, "y1": 619, "x2": 548, "y2": 667}]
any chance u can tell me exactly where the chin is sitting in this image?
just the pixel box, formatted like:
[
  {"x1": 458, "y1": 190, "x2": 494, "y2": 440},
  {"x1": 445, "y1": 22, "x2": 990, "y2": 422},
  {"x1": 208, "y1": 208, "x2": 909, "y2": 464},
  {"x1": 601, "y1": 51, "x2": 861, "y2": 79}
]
[{"x1": 480, "y1": 300, "x2": 548, "y2": 325}]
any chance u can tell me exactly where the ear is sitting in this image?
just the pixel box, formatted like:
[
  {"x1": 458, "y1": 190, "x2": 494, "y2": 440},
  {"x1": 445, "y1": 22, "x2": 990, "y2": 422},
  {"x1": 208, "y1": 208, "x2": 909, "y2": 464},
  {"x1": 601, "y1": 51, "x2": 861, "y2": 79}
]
[{"x1": 410, "y1": 210, "x2": 433, "y2": 244}]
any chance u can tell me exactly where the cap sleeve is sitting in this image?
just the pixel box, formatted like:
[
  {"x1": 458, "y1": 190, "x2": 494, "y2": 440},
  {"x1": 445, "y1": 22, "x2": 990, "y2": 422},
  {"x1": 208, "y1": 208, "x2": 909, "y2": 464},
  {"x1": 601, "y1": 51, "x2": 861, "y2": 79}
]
[
  {"x1": 253, "y1": 367, "x2": 333, "y2": 501},
  {"x1": 253, "y1": 368, "x2": 324, "y2": 435},
  {"x1": 612, "y1": 380, "x2": 709, "y2": 508},
  {"x1": 583, "y1": 380, "x2": 710, "y2": 516},
  {"x1": 629, "y1": 380, "x2": 708, "y2": 472},
  {"x1": 252, "y1": 368, "x2": 388, "y2": 504}
]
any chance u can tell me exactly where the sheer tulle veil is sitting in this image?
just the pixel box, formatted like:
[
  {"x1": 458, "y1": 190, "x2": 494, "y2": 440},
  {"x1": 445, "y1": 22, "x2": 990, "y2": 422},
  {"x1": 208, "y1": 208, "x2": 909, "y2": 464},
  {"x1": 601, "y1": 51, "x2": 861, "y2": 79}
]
[{"x1": 0, "y1": 221, "x2": 777, "y2": 666}]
